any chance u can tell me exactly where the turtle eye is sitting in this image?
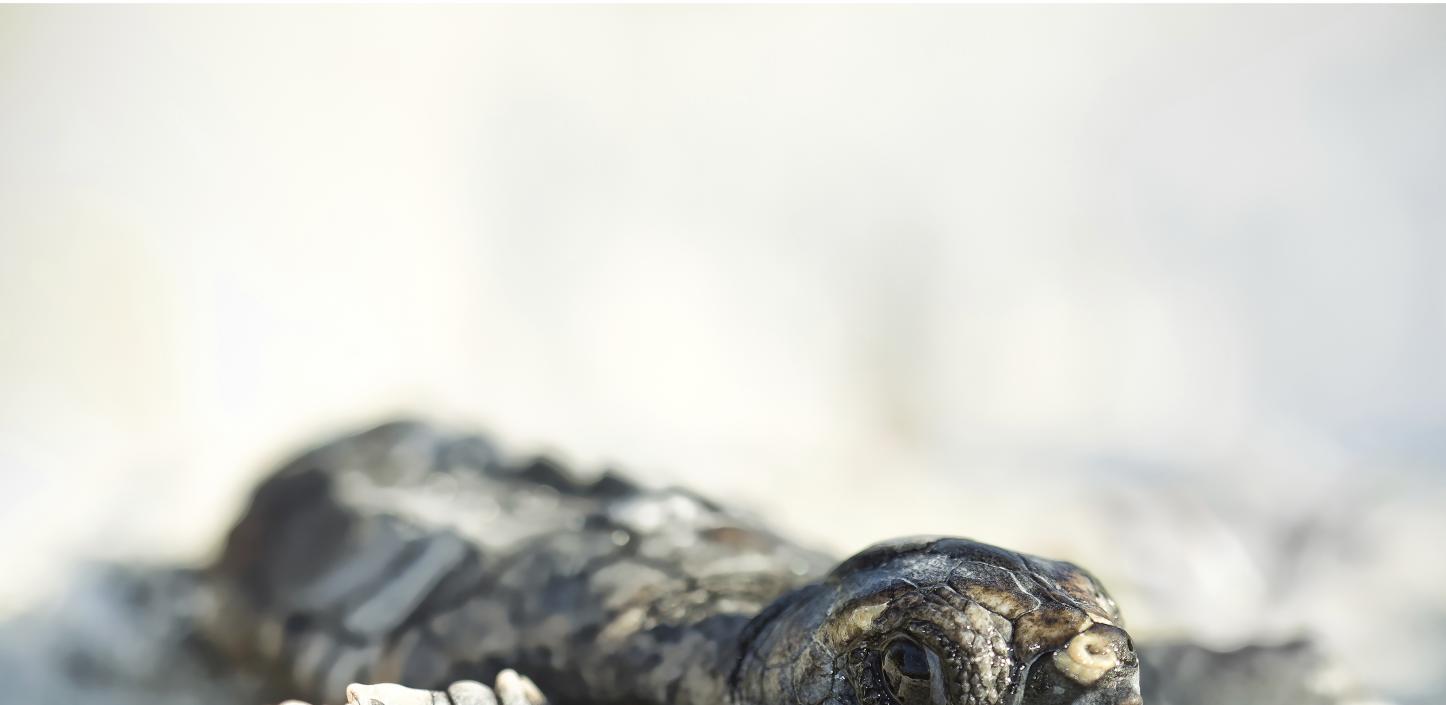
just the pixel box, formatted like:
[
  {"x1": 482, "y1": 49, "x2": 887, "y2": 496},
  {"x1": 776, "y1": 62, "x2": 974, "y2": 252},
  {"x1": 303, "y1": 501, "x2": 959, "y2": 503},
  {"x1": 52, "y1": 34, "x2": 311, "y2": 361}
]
[{"x1": 882, "y1": 637, "x2": 942, "y2": 705}]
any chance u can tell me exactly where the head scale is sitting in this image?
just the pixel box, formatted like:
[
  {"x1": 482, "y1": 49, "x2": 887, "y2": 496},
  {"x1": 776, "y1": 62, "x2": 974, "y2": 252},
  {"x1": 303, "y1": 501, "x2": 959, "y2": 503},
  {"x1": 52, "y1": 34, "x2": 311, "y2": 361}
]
[{"x1": 733, "y1": 537, "x2": 1141, "y2": 705}]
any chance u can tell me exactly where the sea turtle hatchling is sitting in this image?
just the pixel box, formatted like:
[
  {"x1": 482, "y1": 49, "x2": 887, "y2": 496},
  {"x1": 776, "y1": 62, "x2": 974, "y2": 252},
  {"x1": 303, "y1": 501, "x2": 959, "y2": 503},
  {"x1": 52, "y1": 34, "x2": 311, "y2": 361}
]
[
  {"x1": 205, "y1": 420, "x2": 1140, "y2": 705},
  {"x1": 3, "y1": 421, "x2": 1372, "y2": 705}
]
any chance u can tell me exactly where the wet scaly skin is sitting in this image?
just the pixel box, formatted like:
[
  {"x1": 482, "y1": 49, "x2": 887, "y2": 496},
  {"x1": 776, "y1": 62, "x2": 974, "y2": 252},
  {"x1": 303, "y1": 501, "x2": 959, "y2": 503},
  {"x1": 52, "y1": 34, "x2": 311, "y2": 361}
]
[{"x1": 204, "y1": 421, "x2": 1142, "y2": 705}]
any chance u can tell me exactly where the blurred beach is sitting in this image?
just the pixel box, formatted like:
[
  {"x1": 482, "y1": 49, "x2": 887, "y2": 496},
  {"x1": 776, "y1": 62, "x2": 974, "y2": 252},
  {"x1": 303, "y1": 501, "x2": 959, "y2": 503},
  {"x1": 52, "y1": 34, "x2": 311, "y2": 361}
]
[{"x1": 1, "y1": 6, "x2": 1443, "y2": 702}]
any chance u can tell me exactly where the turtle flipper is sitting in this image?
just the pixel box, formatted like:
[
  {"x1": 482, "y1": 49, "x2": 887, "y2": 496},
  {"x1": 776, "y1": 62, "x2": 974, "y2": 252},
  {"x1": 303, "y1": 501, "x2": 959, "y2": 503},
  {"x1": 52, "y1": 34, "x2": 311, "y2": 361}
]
[{"x1": 281, "y1": 669, "x2": 547, "y2": 705}]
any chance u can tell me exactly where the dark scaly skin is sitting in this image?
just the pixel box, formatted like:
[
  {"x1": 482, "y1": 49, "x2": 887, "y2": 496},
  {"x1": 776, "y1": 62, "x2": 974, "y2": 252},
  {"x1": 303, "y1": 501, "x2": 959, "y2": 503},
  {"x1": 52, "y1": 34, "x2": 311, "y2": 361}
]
[{"x1": 201, "y1": 421, "x2": 1142, "y2": 705}]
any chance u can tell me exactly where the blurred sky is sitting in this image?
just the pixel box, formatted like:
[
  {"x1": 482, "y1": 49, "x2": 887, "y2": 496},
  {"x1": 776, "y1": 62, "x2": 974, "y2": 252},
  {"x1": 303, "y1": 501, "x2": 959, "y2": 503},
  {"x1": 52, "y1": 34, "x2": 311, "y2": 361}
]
[{"x1": 2, "y1": 6, "x2": 1444, "y2": 702}]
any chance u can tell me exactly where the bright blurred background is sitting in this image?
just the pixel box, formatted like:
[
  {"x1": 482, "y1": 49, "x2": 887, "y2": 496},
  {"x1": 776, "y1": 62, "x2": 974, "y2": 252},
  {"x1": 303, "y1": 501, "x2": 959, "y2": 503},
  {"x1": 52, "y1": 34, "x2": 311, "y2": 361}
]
[{"x1": 1, "y1": 5, "x2": 1443, "y2": 703}]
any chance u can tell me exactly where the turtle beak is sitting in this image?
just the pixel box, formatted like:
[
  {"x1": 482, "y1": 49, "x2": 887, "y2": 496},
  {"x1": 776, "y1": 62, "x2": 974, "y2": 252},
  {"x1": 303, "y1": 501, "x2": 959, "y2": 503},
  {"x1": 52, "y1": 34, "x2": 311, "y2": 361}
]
[
  {"x1": 1053, "y1": 624, "x2": 1142, "y2": 705},
  {"x1": 1071, "y1": 670, "x2": 1142, "y2": 705},
  {"x1": 1015, "y1": 623, "x2": 1143, "y2": 705}
]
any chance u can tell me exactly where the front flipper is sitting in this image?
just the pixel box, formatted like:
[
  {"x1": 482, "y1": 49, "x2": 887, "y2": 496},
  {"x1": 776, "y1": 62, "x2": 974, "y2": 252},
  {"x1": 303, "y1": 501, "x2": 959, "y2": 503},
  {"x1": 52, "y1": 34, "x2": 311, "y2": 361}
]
[{"x1": 281, "y1": 669, "x2": 547, "y2": 705}]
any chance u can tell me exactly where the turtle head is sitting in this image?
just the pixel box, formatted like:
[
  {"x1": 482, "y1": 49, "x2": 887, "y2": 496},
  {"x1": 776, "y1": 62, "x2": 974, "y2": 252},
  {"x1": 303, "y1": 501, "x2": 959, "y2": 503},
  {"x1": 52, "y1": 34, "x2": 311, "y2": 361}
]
[{"x1": 734, "y1": 537, "x2": 1141, "y2": 705}]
